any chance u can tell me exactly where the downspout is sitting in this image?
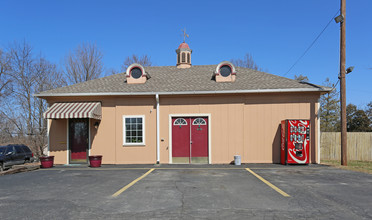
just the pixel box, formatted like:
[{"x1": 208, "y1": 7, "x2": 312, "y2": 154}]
[
  {"x1": 46, "y1": 103, "x2": 50, "y2": 157},
  {"x1": 88, "y1": 119, "x2": 91, "y2": 157},
  {"x1": 47, "y1": 119, "x2": 50, "y2": 156},
  {"x1": 156, "y1": 94, "x2": 160, "y2": 164}
]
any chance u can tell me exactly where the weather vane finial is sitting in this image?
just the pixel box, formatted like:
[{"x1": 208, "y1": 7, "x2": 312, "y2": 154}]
[{"x1": 182, "y1": 28, "x2": 189, "y2": 43}]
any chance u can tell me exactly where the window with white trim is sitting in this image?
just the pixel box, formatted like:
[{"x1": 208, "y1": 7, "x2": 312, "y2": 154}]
[
  {"x1": 123, "y1": 115, "x2": 145, "y2": 145},
  {"x1": 192, "y1": 118, "x2": 206, "y2": 125},
  {"x1": 174, "y1": 118, "x2": 187, "y2": 125}
]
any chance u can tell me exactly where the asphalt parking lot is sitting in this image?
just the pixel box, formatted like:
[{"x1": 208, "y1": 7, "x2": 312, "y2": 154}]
[{"x1": 0, "y1": 164, "x2": 371, "y2": 220}]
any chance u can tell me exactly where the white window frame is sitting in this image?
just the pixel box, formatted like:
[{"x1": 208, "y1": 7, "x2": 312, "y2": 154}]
[
  {"x1": 173, "y1": 118, "x2": 188, "y2": 125},
  {"x1": 192, "y1": 118, "x2": 206, "y2": 125},
  {"x1": 123, "y1": 115, "x2": 145, "y2": 146}
]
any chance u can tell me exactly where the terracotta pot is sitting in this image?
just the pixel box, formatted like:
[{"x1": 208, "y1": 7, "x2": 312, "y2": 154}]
[
  {"x1": 39, "y1": 156, "x2": 54, "y2": 168},
  {"x1": 89, "y1": 155, "x2": 102, "y2": 167}
]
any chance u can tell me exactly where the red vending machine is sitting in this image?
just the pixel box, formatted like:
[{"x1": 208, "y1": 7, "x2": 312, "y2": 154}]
[{"x1": 281, "y1": 119, "x2": 310, "y2": 165}]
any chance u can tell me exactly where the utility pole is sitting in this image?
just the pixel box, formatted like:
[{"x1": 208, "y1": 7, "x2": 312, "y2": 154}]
[{"x1": 339, "y1": 0, "x2": 347, "y2": 166}]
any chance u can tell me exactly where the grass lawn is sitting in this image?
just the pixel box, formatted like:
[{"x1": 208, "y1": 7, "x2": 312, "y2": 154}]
[{"x1": 321, "y1": 160, "x2": 372, "y2": 174}]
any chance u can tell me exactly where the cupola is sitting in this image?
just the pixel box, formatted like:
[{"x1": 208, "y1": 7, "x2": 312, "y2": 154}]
[
  {"x1": 176, "y1": 42, "x2": 192, "y2": 68},
  {"x1": 214, "y1": 61, "x2": 237, "y2": 82},
  {"x1": 126, "y1": 63, "x2": 149, "y2": 84}
]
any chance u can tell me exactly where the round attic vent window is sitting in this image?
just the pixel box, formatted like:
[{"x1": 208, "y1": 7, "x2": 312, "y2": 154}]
[
  {"x1": 131, "y1": 67, "x2": 142, "y2": 79},
  {"x1": 220, "y1": 65, "x2": 232, "y2": 77}
]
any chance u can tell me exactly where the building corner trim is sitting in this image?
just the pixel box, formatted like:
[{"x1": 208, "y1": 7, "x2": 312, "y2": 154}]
[{"x1": 317, "y1": 101, "x2": 320, "y2": 164}]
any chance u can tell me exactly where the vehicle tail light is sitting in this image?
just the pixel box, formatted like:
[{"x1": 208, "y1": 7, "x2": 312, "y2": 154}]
[{"x1": 32, "y1": 153, "x2": 34, "y2": 157}]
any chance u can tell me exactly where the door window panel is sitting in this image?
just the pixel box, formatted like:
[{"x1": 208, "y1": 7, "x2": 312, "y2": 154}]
[
  {"x1": 173, "y1": 118, "x2": 187, "y2": 125},
  {"x1": 192, "y1": 118, "x2": 206, "y2": 125}
]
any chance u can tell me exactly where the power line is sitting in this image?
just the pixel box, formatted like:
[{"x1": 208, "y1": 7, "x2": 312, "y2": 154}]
[
  {"x1": 284, "y1": 9, "x2": 340, "y2": 76},
  {"x1": 332, "y1": 79, "x2": 340, "y2": 91}
]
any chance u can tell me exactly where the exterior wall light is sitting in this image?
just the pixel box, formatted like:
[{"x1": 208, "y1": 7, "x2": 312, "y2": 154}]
[
  {"x1": 334, "y1": 14, "x2": 344, "y2": 23},
  {"x1": 346, "y1": 66, "x2": 354, "y2": 74},
  {"x1": 94, "y1": 122, "x2": 100, "y2": 129}
]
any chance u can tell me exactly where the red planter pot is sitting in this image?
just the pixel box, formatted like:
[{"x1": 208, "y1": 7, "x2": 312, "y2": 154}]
[
  {"x1": 89, "y1": 155, "x2": 102, "y2": 167},
  {"x1": 39, "y1": 156, "x2": 54, "y2": 168}
]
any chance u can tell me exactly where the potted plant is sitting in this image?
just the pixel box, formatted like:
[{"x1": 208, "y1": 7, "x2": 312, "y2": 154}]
[
  {"x1": 89, "y1": 155, "x2": 102, "y2": 167},
  {"x1": 39, "y1": 155, "x2": 54, "y2": 168}
]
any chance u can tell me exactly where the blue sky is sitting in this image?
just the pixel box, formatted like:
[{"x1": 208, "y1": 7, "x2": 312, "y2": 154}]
[{"x1": 1, "y1": 0, "x2": 371, "y2": 106}]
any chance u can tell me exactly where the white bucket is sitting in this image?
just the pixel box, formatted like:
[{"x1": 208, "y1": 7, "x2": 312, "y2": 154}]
[{"x1": 234, "y1": 155, "x2": 241, "y2": 165}]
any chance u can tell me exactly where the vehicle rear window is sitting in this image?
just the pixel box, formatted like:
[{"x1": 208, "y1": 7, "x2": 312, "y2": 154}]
[
  {"x1": 14, "y1": 145, "x2": 24, "y2": 154},
  {"x1": 21, "y1": 145, "x2": 31, "y2": 153}
]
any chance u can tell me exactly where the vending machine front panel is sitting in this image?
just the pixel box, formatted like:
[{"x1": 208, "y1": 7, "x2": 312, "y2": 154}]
[{"x1": 281, "y1": 120, "x2": 310, "y2": 165}]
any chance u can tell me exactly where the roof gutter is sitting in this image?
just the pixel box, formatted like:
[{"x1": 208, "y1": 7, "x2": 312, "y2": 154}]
[{"x1": 34, "y1": 88, "x2": 331, "y2": 97}]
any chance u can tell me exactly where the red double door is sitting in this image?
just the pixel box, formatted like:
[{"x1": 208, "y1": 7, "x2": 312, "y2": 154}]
[{"x1": 172, "y1": 117, "x2": 208, "y2": 164}]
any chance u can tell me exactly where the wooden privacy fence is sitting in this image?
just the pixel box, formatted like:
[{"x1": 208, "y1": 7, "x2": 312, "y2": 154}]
[{"x1": 320, "y1": 132, "x2": 372, "y2": 161}]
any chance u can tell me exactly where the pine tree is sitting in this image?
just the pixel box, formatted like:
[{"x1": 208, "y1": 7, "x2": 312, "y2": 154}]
[{"x1": 319, "y1": 78, "x2": 340, "y2": 132}]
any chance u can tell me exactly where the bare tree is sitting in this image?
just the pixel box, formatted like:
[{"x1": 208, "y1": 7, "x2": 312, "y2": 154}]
[
  {"x1": 121, "y1": 54, "x2": 152, "y2": 71},
  {"x1": 0, "y1": 100, "x2": 24, "y2": 144},
  {"x1": 230, "y1": 53, "x2": 262, "y2": 71},
  {"x1": 105, "y1": 68, "x2": 119, "y2": 76},
  {"x1": 65, "y1": 42, "x2": 104, "y2": 84},
  {"x1": 294, "y1": 74, "x2": 309, "y2": 82},
  {"x1": 7, "y1": 41, "x2": 37, "y2": 137},
  {"x1": 319, "y1": 78, "x2": 340, "y2": 132},
  {"x1": 0, "y1": 48, "x2": 12, "y2": 99},
  {"x1": 1, "y1": 41, "x2": 66, "y2": 155},
  {"x1": 33, "y1": 57, "x2": 66, "y2": 155}
]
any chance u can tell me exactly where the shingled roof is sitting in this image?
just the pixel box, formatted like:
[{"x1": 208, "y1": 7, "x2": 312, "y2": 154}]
[{"x1": 35, "y1": 65, "x2": 330, "y2": 97}]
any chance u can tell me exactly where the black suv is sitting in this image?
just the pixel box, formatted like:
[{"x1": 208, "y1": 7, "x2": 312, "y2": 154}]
[{"x1": 0, "y1": 144, "x2": 34, "y2": 171}]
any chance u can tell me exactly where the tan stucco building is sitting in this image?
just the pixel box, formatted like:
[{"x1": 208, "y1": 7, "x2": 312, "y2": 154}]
[{"x1": 36, "y1": 42, "x2": 330, "y2": 165}]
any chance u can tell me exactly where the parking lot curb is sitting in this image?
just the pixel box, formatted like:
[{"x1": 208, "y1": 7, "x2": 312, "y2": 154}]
[{"x1": 0, "y1": 164, "x2": 40, "y2": 176}]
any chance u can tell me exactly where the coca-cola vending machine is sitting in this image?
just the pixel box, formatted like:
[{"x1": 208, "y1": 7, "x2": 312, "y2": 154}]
[{"x1": 281, "y1": 119, "x2": 310, "y2": 165}]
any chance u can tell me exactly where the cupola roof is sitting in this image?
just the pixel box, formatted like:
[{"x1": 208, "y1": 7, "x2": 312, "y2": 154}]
[{"x1": 178, "y1": 42, "x2": 190, "y2": 49}]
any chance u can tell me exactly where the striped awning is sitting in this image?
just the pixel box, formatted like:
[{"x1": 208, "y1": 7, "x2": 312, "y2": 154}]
[{"x1": 43, "y1": 102, "x2": 102, "y2": 120}]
